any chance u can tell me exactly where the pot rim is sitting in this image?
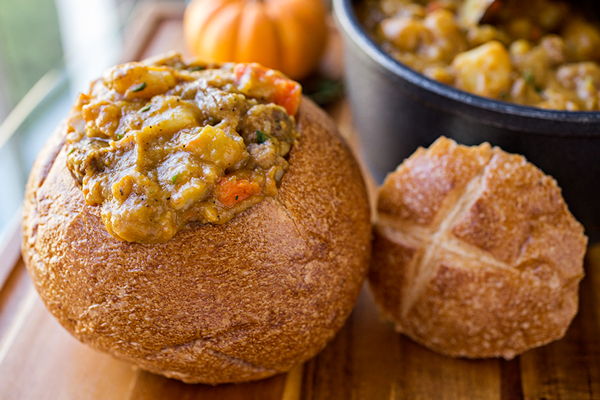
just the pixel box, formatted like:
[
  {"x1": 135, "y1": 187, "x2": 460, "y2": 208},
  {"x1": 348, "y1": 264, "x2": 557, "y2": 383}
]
[{"x1": 333, "y1": 0, "x2": 600, "y2": 135}]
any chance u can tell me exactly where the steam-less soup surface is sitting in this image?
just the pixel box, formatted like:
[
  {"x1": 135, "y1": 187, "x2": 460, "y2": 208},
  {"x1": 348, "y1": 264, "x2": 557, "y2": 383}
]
[
  {"x1": 66, "y1": 53, "x2": 301, "y2": 244},
  {"x1": 359, "y1": 0, "x2": 600, "y2": 110}
]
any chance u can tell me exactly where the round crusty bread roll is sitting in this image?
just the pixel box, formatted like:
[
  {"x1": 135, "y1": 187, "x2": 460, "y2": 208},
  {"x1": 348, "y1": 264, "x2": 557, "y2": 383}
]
[
  {"x1": 370, "y1": 137, "x2": 587, "y2": 359},
  {"x1": 22, "y1": 98, "x2": 371, "y2": 384}
]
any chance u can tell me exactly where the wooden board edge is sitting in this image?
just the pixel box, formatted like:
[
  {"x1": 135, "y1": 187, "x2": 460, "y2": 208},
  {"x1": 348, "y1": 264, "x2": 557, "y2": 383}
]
[{"x1": 0, "y1": 287, "x2": 37, "y2": 366}]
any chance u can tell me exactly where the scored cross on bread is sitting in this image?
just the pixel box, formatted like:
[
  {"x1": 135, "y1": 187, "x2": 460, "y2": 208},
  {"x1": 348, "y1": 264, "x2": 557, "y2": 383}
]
[{"x1": 370, "y1": 137, "x2": 586, "y2": 359}]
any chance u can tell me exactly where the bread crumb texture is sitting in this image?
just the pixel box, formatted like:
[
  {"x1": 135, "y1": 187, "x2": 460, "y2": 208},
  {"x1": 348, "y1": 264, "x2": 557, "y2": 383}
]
[
  {"x1": 371, "y1": 136, "x2": 586, "y2": 359},
  {"x1": 21, "y1": 99, "x2": 371, "y2": 384}
]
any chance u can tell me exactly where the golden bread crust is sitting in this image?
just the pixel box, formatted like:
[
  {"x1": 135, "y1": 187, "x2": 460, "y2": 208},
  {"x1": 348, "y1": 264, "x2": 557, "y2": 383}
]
[
  {"x1": 22, "y1": 98, "x2": 371, "y2": 384},
  {"x1": 377, "y1": 137, "x2": 493, "y2": 226},
  {"x1": 370, "y1": 137, "x2": 586, "y2": 359}
]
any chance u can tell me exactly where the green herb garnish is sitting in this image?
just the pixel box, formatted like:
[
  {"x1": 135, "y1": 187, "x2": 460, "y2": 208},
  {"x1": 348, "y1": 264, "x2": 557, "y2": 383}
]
[
  {"x1": 172, "y1": 174, "x2": 179, "y2": 184},
  {"x1": 256, "y1": 130, "x2": 270, "y2": 144},
  {"x1": 190, "y1": 66, "x2": 204, "y2": 72},
  {"x1": 68, "y1": 148, "x2": 75, "y2": 155},
  {"x1": 117, "y1": 133, "x2": 123, "y2": 140},
  {"x1": 132, "y1": 82, "x2": 146, "y2": 92},
  {"x1": 523, "y1": 70, "x2": 543, "y2": 94},
  {"x1": 140, "y1": 104, "x2": 151, "y2": 112},
  {"x1": 585, "y1": 75, "x2": 595, "y2": 87}
]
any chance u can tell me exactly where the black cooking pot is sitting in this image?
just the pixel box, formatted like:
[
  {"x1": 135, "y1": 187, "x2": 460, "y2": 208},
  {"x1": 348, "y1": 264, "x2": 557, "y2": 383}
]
[{"x1": 334, "y1": 0, "x2": 600, "y2": 241}]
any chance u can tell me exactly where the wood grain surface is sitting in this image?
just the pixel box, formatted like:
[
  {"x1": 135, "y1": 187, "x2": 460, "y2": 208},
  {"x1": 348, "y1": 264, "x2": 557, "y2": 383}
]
[{"x1": 1, "y1": 3, "x2": 599, "y2": 399}]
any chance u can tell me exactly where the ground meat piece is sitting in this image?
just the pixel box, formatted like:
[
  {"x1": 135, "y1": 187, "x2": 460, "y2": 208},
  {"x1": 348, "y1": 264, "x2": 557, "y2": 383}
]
[
  {"x1": 509, "y1": 36, "x2": 567, "y2": 89},
  {"x1": 195, "y1": 86, "x2": 247, "y2": 128},
  {"x1": 540, "y1": 35, "x2": 566, "y2": 66},
  {"x1": 239, "y1": 104, "x2": 296, "y2": 145},
  {"x1": 563, "y1": 18, "x2": 600, "y2": 62},
  {"x1": 556, "y1": 62, "x2": 600, "y2": 109},
  {"x1": 556, "y1": 62, "x2": 600, "y2": 90},
  {"x1": 246, "y1": 143, "x2": 279, "y2": 170},
  {"x1": 67, "y1": 139, "x2": 110, "y2": 184}
]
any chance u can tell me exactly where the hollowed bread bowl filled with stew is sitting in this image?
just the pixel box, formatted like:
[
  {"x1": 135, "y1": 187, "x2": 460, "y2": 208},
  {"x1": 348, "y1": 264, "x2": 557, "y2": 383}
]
[
  {"x1": 334, "y1": 0, "x2": 600, "y2": 241},
  {"x1": 21, "y1": 53, "x2": 372, "y2": 384}
]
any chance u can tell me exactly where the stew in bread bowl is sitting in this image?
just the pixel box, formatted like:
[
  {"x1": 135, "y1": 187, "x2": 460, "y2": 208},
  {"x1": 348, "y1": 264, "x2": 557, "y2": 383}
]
[
  {"x1": 370, "y1": 137, "x2": 586, "y2": 359},
  {"x1": 21, "y1": 53, "x2": 371, "y2": 384},
  {"x1": 66, "y1": 55, "x2": 302, "y2": 244}
]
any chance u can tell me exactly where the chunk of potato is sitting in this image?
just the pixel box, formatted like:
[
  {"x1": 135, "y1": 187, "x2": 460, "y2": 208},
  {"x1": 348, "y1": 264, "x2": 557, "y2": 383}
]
[
  {"x1": 141, "y1": 99, "x2": 199, "y2": 136},
  {"x1": 381, "y1": 16, "x2": 427, "y2": 52},
  {"x1": 184, "y1": 126, "x2": 247, "y2": 170},
  {"x1": 509, "y1": 39, "x2": 532, "y2": 57},
  {"x1": 423, "y1": 66, "x2": 454, "y2": 85},
  {"x1": 563, "y1": 19, "x2": 600, "y2": 62},
  {"x1": 425, "y1": 9, "x2": 460, "y2": 38},
  {"x1": 452, "y1": 41, "x2": 512, "y2": 98},
  {"x1": 81, "y1": 100, "x2": 121, "y2": 139},
  {"x1": 424, "y1": 9, "x2": 467, "y2": 62},
  {"x1": 170, "y1": 177, "x2": 208, "y2": 211},
  {"x1": 103, "y1": 63, "x2": 177, "y2": 100},
  {"x1": 467, "y1": 25, "x2": 509, "y2": 47}
]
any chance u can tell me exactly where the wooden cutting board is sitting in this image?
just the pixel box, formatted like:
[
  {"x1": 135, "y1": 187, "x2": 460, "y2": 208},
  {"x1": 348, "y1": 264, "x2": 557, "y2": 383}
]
[{"x1": 1, "y1": 3, "x2": 599, "y2": 399}]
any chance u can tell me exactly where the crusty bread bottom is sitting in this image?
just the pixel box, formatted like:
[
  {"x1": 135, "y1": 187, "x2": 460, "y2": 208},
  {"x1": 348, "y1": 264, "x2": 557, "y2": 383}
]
[{"x1": 22, "y1": 98, "x2": 372, "y2": 384}]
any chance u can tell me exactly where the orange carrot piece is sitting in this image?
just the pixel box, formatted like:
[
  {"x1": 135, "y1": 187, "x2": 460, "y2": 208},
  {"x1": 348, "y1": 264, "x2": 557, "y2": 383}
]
[
  {"x1": 272, "y1": 79, "x2": 302, "y2": 117},
  {"x1": 234, "y1": 63, "x2": 302, "y2": 116},
  {"x1": 217, "y1": 176, "x2": 262, "y2": 207},
  {"x1": 426, "y1": 1, "x2": 444, "y2": 12}
]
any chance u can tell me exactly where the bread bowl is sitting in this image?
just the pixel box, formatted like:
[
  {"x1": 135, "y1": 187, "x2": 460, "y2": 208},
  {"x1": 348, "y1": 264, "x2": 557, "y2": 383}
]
[
  {"x1": 370, "y1": 137, "x2": 586, "y2": 359},
  {"x1": 21, "y1": 53, "x2": 371, "y2": 384}
]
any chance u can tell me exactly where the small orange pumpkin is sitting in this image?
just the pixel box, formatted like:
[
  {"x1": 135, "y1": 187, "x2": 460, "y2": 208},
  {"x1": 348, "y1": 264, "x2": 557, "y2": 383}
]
[{"x1": 183, "y1": 0, "x2": 328, "y2": 80}]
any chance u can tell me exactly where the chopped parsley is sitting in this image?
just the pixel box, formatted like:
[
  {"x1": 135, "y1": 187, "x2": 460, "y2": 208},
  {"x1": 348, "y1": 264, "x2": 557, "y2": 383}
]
[
  {"x1": 132, "y1": 82, "x2": 146, "y2": 92},
  {"x1": 256, "y1": 130, "x2": 270, "y2": 144},
  {"x1": 523, "y1": 70, "x2": 542, "y2": 94},
  {"x1": 140, "y1": 104, "x2": 152, "y2": 112},
  {"x1": 68, "y1": 148, "x2": 75, "y2": 155},
  {"x1": 585, "y1": 75, "x2": 595, "y2": 87},
  {"x1": 171, "y1": 174, "x2": 179, "y2": 184},
  {"x1": 117, "y1": 133, "x2": 123, "y2": 140},
  {"x1": 190, "y1": 66, "x2": 204, "y2": 72}
]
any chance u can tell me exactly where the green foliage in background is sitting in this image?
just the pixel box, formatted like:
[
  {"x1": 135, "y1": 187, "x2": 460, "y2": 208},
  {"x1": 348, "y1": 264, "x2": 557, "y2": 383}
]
[{"x1": 0, "y1": 0, "x2": 63, "y2": 111}]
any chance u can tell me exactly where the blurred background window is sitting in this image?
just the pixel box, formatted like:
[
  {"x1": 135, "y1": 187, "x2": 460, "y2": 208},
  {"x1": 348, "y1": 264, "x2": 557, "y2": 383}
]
[
  {"x1": 0, "y1": 0, "x2": 63, "y2": 117},
  {"x1": 0, "y1": 0, "x2": 185, "y2": 245}
]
